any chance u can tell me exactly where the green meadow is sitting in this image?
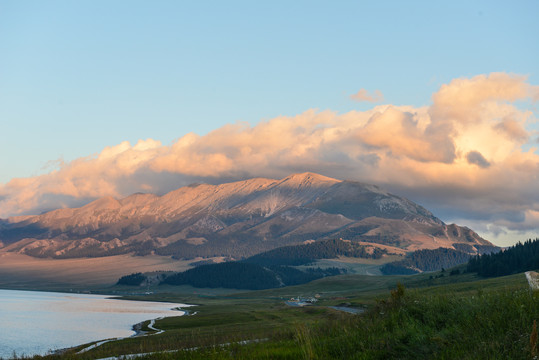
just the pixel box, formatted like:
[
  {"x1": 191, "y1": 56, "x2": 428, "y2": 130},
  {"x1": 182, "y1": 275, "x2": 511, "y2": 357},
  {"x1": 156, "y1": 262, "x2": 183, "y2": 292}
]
[{"x1": 23, "y1": 269, "x2": 539, "y2": 360}]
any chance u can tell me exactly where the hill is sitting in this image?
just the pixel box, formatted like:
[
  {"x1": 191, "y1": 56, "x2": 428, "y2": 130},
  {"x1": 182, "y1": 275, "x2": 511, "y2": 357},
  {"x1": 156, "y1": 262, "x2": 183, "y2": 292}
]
[
  {"x1": 159, "y1": 261, "x2": 343, "y2": 290},
  {"x1": 380, "y1": 245, "x2": 501, "y2": 275},
  {"x1": 116, "y1": 238, "x2": 501, "y2": 290},
  {"x1": 243, "y1": 238, "x2": 388, "y2": 266}
]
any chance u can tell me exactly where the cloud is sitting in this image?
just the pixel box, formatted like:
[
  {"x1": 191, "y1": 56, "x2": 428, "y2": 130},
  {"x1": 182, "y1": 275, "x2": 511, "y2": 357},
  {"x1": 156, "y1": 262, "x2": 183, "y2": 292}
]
[
  {"x1": 429, "y1": 73, "x2": 534, "y2": 125},
  {"x1": 494, "y1": 118, "x2": 529, "y2": 142},
  {"x1": 356, "y1": 106, "x2": 456, "y2": 163},
  {"x1": 466, "y1": 151, "x2": 491, "y2": 168},
  {"x1": 1, "y1": 72, "x2": 538, "y2": 246},
  {"x1": 350, "y1": 89, "x2": 384, "y2": 103}
]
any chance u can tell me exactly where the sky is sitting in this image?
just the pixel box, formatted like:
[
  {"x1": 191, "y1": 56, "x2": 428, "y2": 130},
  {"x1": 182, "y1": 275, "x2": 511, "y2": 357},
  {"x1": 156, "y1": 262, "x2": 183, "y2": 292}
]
[{"x1": 1, "y1": 1, "x2": 538, "y2": 246}]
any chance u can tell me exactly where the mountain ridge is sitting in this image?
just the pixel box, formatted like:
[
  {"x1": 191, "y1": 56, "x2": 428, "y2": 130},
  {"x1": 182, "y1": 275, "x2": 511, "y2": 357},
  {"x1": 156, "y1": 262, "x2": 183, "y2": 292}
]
[{"x1": 0, "y1": 172, "x2": 493, "y2": 259}]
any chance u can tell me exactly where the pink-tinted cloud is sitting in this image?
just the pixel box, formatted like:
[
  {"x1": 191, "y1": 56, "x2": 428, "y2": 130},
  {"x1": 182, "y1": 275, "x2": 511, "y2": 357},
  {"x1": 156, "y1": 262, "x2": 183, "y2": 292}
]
[
  {"x1": 350, "y1": 89, "x2": 384, "y2": 103},
  {"x1": 430, "y1": 73, "x2": 534, "y2": 125},
  {"x1": 494, "y1": 117, "x2": 529, "y2": 142},
  {"x1": 1, "y1": 73, "x2": 538, "y2": 245}
]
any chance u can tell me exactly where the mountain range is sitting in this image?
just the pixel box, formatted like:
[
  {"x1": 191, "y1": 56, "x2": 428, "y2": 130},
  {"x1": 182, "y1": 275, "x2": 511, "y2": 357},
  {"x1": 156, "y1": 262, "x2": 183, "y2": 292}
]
[{"x1": 0, "y1": 172, "x2": 493, "y2": 260}]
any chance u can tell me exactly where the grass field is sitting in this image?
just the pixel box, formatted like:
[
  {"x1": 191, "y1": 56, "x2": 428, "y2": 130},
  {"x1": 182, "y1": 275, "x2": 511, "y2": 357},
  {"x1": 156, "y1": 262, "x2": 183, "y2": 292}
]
[
  {"x1": 16, "y1": 267, "x2": 538, "y2": 360},
  {"x1": 0, "y1": 252, "x2": 195, "y2": 291}
]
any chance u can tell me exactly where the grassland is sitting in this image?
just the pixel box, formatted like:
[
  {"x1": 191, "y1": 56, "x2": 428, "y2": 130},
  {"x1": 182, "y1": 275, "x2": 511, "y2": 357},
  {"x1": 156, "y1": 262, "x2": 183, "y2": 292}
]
[
  {"x1": 0, "y1": 252, "x2": 195, "y2": 291},
  {"x1": 17, "y1": 267, "x2": 539, "y2": 360}
]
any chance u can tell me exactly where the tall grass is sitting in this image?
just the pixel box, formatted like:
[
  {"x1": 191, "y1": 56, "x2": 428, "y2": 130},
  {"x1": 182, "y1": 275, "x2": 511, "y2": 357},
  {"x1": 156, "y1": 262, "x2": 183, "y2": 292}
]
[{"x1": 301, "y1": 285, "x2": 539, "y2": 359}]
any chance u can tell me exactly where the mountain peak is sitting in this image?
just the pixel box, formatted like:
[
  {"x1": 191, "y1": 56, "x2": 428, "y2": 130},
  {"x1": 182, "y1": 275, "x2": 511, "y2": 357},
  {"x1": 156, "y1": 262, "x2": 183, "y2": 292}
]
[{"x1": 279, "y1": 172, "x2": 340, "y2": 187}]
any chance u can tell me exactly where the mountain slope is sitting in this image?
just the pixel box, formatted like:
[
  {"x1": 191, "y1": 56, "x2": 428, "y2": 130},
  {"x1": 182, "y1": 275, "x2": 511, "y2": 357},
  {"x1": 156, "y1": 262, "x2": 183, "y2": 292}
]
[{"x1": 0, "y1": 172, "x2": 493, "y2": 259}]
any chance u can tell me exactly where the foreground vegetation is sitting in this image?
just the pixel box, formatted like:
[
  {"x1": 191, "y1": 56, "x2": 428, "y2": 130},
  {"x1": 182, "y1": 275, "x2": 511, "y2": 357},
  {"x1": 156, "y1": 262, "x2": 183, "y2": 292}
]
[{"x1": 13, "y1": 268, "x2": 537, "y2": 360}]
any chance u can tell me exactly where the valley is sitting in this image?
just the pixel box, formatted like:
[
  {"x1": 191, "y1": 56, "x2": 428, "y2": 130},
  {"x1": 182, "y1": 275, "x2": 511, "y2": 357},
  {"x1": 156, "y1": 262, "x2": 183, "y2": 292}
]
[{"x1": 3, "y1": 239, "x2": 537, "y2": 359}]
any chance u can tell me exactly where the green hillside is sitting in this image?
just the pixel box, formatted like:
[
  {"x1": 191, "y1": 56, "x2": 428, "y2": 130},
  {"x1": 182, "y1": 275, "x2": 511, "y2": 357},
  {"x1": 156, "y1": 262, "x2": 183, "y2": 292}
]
[{"x1": 244, "y1": 238, "x2": 387, "y2": 266}]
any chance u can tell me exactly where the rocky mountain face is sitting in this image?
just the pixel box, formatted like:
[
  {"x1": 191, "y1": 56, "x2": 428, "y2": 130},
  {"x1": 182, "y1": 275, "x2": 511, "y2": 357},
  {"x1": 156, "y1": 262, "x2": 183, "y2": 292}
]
[{"x1": 0, "y1": 172, "x2": 493, "y2": 259}]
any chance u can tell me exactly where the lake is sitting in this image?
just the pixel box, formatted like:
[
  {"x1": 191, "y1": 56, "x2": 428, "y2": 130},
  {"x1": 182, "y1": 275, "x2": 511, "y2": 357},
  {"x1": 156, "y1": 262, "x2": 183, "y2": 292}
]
[{"x1": 0, "y1": 289, "x2": 189, "y2": 359}]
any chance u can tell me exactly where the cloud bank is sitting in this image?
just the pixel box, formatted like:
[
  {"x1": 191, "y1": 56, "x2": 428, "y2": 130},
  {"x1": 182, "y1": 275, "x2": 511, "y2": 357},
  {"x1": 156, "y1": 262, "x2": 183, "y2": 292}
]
[{"x1": 1, "y1": 73, "x2": 538, "y2": 245}]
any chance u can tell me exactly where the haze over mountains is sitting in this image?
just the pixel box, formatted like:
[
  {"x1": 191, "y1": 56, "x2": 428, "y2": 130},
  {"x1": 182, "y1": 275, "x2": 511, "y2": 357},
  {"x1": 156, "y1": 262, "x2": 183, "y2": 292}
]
[{"x1": 0, "y1": 172, "x2": 493, "y2": 261}]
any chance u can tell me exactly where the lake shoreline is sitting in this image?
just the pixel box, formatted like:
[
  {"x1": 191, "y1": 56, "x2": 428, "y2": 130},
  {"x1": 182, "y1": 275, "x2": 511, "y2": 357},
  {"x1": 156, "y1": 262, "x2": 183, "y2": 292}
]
[
  {"x1": 58, "y1": 307, "x2": 196, "y2": 356},
  {"x1": 0, "y1": 289, "x2": 192, "y2": 359}
]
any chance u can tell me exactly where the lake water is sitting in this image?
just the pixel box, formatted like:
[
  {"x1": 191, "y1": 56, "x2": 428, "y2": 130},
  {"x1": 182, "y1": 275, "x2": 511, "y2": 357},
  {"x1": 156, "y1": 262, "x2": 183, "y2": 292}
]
[{"x1": 0, "y1": 289, "x2": 190, "y2": 359}]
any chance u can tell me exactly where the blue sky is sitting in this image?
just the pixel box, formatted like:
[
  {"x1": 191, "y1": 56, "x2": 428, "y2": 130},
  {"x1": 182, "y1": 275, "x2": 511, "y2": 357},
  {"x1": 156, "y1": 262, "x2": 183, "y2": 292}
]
[
  {"x1": 1, "y1": 1, "x2": 537, "y2": 182},
  {"x1": 1, "y1": 1, "x2": 538, "y2": 245}
]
